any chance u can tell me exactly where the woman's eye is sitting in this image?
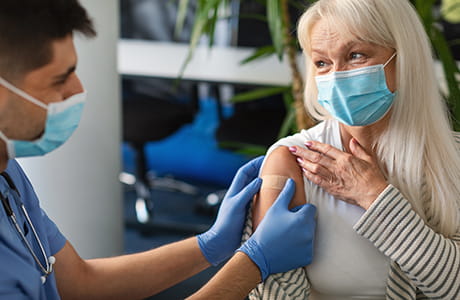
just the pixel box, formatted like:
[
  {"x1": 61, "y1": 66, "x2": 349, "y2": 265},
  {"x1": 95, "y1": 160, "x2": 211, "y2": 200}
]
[
  {"x1": 315, "y1": 60, "x2": 326, "y2": 68},
  {"x1": 350, "y1": 52, "x2": 364, "y2": 60}
]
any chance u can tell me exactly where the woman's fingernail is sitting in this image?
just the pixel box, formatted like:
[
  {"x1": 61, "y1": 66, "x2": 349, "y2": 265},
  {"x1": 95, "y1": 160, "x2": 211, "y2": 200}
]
[
  {"x1": 305, "y1": 142, "x2": 313, "y2": 148},
  {"x1": 289, "y1": 146, "x2": 297, "y2": 153},
  {"x1": 296, "y1": 157, "x2": 303, "y2": 164}
]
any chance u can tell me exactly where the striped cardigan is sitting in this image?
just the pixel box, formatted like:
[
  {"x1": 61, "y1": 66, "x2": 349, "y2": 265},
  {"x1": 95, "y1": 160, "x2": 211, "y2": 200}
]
[{"x1": 242, "y1": 133, "x2": 460, "y2": 300}]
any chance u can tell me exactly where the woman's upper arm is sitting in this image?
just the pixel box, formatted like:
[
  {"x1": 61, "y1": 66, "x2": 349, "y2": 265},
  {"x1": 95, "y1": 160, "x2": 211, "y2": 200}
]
[{"x1": 252, "y1": 146, "x2": 306, "y2": 229}]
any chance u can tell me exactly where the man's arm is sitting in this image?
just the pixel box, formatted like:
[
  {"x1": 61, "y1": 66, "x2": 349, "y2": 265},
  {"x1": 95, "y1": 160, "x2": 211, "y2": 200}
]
[
  {"x1": 187, "y1": 252, "x2": 260, "y2": 300},
  {"x1": 55, "y1": 237, "x2": 210, "y2": 299},
  {"x1": 54, "y1": 155, "x2": 316, "y2": 299},
  {"x1": 55, "y1": 239, "x2": 261, "y2": 300},
  {"x1": 55, "y1": 157, "x2": 265, "y2": 299}
]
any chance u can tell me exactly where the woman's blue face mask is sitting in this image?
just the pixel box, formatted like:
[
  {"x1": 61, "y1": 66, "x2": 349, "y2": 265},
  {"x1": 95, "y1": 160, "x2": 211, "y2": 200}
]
[
  {"x1": 0, "y1": 77, "x2": 86, "y2": 159},
  {"x1": 315, "y1": 53, "x2": 397, "y2": 126}
]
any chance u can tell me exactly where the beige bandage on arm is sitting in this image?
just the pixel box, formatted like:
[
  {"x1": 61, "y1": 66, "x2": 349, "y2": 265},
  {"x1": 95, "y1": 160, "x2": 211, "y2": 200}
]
[{"x1": 260, "y1": 175, "x2": 289, "y2": 190}]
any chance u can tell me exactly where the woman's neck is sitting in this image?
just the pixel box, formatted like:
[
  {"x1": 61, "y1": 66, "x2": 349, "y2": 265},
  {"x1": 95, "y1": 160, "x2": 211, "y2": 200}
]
[{"x1": 339, "y1": 116, "x2": 390, "y2": 156}]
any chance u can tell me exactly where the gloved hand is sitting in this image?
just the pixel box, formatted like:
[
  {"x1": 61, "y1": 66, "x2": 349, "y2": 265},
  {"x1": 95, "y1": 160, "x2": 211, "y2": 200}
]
[
  {"x1": 238, "y1": 179, "x2": 316, "y2": 281},
  {"x1": 197, "y1": 156, "x2": 264, "y2": 266}
]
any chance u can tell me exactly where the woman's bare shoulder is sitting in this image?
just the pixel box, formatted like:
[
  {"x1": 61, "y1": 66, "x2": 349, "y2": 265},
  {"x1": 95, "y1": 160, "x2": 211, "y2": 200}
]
[{"x1": 262, "y1": 146, "x2": 299, "y2": 174}]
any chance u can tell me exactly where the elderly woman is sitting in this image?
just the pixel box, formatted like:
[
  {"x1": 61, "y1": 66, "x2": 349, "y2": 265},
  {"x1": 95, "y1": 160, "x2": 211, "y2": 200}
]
[{"x1": 242, "y1": 0, "x2": 460, "y2": 299}]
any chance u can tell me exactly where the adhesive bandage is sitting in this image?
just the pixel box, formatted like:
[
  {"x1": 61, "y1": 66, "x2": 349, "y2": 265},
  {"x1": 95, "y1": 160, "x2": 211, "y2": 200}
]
[{"x1": 260, "y1": 175, "x2": 289, "y2": 190}]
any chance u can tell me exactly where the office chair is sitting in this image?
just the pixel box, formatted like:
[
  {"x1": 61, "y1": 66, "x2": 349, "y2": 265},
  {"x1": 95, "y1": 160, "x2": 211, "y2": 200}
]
[
  {"x1": 121, "y1": 0, "x2": 201, "y2": 224},
  {"x1": 122, "y1": 80, "x2": 197, "y2": 223}
]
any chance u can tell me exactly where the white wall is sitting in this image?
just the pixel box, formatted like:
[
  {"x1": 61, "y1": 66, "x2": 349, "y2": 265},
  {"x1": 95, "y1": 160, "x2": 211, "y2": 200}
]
[{"x1": 18, "y1": 0, "x2": 122, "y2": 259}]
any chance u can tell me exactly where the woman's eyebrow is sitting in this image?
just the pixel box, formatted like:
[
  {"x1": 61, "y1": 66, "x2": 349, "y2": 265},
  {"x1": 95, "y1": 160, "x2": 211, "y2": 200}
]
[
  {"x1": 311, "y1": 47, "x2": 327, "y2": 55},
  {"x1": 311, "y1": 41, "x2": 357, "y2": 56}
]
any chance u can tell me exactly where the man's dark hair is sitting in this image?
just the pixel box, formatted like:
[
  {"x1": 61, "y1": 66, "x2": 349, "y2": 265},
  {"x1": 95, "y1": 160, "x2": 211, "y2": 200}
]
[{"x1": 0, "y1": 0, "x2": 96, "y2": 81}]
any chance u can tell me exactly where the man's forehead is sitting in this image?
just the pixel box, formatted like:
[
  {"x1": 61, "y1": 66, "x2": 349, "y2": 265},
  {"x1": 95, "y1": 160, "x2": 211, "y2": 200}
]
[
  {"x1": 22, "y1": 35, "x2": 77, "y2": 87},
  {"x1": 47, "y1": 36, "x2": 78, "y2": 72}
]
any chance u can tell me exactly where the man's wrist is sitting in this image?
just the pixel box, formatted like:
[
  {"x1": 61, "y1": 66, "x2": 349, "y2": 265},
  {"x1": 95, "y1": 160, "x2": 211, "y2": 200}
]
[
  {"x1": 186, "y1": 251, "x2": 262, "y2": 299},
  {"x1": 195, "y1": 236, "x2": 214, "y2": 267},
  {"x1": 237, "y1": 239, "x2": 267, "y2": 281},
  {"x1": 234, "y1": 251, "x2": 262, "y2": 283}
]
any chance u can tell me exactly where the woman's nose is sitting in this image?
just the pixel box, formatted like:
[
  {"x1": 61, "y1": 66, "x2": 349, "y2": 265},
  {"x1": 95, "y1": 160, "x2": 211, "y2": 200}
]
[{"x1": 332, "y1": 62, "x2": 350, "y2": 72}]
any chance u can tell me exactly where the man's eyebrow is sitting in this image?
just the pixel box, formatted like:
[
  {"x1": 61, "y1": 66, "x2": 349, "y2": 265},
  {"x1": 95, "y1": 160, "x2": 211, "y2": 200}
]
[{"x1": 53, "y1": 65, "x2": 77, "y2": 81}]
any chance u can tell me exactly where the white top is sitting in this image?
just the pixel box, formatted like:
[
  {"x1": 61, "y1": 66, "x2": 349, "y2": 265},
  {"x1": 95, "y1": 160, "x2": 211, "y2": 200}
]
[{"x1": 267, "y1": 119, "x2": 389, "y2": 299}]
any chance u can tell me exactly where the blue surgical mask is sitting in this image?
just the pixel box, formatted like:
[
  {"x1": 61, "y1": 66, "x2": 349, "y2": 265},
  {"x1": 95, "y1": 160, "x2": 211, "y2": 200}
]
[
  {"x1": 315, "y1": 53, "x2": 397, "y2": 126},
  {"x1": 0, "y1": 77, "x2": 86, "y2": 159}
]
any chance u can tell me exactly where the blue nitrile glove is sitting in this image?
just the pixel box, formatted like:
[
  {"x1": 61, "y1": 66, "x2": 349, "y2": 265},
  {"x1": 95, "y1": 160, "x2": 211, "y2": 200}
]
[
  {"x1": 197, "y1": 156, "x2": 264, "y2": 266},
  {"x1": 238, "y1": 179, "x2": 317, "y2": 281}
]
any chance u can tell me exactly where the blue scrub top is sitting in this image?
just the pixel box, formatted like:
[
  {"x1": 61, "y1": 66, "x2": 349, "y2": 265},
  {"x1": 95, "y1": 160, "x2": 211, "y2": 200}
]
[{"x1": 0, "y1": 160, "x2": 66, "y2": 299}]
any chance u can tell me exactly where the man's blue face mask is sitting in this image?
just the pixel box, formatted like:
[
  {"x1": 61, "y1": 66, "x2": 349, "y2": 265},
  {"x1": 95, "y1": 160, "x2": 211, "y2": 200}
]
[
  {"x1": 0, "y1": 77, "x2": 86, "y2": 159},
  {"x1": 315, "y1": 52, "x2": 397, "y2": 126}
]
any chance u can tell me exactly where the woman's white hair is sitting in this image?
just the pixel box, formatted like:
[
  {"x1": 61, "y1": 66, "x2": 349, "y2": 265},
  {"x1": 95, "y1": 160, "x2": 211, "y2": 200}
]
[{"x1": 297, "y1": 0, "x2": 460, "y2": 237}]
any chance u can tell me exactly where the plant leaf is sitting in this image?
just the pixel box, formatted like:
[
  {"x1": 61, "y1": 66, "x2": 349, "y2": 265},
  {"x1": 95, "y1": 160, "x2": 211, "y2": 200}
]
[
  {"x1": 278, "y1": 91, "x2": 297, "y2": 137},
  {"x1": 238, "y1": 13, "x2": 267, "y2": 23},
  {"x1": 278, "y1": 104, "x2": 296, "y2": 138},
  {"x1": 448, "y1": 38, "x2": 460, "y2": 47},
  {"x1": 254, "y1": 0, "x2": 267, "y2": 6},
  {"x1": 178, "y1": 0, "x2": 223, "y2": 78},
  {"x1": 175, "y1": 0, "x2": 190, "y2": 39},
  {"x1": 230, "y1": 86, "x2": 290, "y2": 103},
  {"x1": 218, "y1": 141, "x2": 267, "y2": 156},
  {"x1": 289, "y1": 0, "x2": 307, "y2": 11},
  {"x1": 267, "y1": 0, "x2": 285, "y2": 59},
  {"x1": 441, "y1": 2, "x2": 460, "y2": 18},
  {"x1": 240, "y1": 45, "x2": 276, "y2": 64},
  {"x1": 414, "y1": 0, "x2": 437, "y2": 28},
  {"x1": 205, "y1": 4, "x2": 219, "y2": 47},
  {"x1": 430, "y1": 26, "x2": 460, "y2": 130}
]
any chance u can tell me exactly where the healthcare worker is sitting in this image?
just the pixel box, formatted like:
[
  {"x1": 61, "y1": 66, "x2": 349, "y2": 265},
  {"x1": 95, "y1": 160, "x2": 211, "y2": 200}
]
[{"x1": 0, "y1": 0, "x2": 317, "y2": 299}]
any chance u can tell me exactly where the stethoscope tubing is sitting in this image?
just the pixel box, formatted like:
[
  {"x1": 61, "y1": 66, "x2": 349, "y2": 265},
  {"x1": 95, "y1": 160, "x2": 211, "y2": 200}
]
[{"x1": 0, "y1": 172, "x2": 53, "y2": 283}]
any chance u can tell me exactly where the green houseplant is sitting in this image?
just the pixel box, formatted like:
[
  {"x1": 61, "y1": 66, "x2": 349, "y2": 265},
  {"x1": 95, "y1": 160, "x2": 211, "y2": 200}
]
[
  {"x1": 411, "y1": 0, "x2": 460, "y2": 131},
  {"x1": 177, "y1": 0, "x2": 460, "y2": 150}
]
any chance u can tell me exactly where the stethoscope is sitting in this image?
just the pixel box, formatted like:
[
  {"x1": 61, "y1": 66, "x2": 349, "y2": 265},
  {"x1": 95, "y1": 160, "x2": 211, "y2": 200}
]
[{"x1": 0, "y1": 172, "x2": 55, "y2": 284}]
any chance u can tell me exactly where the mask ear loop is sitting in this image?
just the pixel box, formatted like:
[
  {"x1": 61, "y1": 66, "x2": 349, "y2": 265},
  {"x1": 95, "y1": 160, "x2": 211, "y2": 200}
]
[
  {"x1": 383, "y1": 52, "x2": 397, "y2": 68},
  {"x1": 0, "y1": 77, "x2": 48, "y2": 110},
  {"x1": 0, "y1": 131, "x2": 16, "y2": 159}
]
